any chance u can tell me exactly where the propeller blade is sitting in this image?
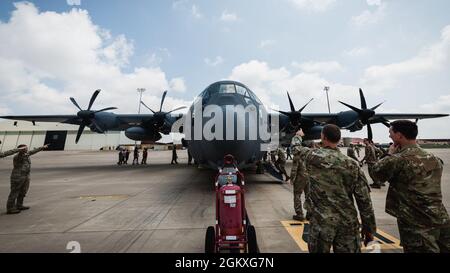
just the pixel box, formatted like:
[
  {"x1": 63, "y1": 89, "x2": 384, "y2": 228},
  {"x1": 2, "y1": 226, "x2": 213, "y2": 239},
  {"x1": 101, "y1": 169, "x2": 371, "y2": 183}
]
[
  {"x1": 140, "y1": 101, "x2": 156, "y2": 114},
  {"x1": 359, "y1": 88, "x2": 367, "y2": 109},
  {"x1": 339, "y1": 101, "x2": 362, "y2": 114},
  {"x1": 94, "y1": 107, "x2": 117, "y2": 113},
  {"x1": 87, "y1": 89, "x2": 101, "y2": 110},
  {"x1": 298, "y1": 98, "x2": 314, "y2": 113},
  {"x1": 75, "y1": 124, "x2": 86, "y2": 144},
  {"x1": 287, "y1": 91, "x2": 296, "y2": 112},
  {"x1": 273, "y1": 110, "x2": 292, "y2": 117},
  {"x1": 370, "y1": 102, "x2": 384, "y2": 111},
  {"x1": 159, "y1": 90, "x2": 168, "y2": 112},
  {"x1": 70, "y1": 97, "x2": 82, "y2": 111},
  {"x1": 167, "y1": 106, "x2": 187, "y2": 114},
  {"x1": 367, "y1": 123, "x2": 373, "y2": 141}
]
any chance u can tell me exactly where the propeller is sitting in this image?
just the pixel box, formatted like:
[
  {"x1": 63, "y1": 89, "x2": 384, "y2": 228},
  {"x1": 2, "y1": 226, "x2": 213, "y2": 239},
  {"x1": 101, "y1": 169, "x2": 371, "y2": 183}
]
[
  {"x1": 70, "y1": 89, "x2": 117, "y2": 143},
  {"x1": 140, "y1": 90, "x2": 187, "y2": 129},
  {"x1": 339, "y1": 88, "x2": 386, "y2": 141},
  {"x1": 274, "y1": 91, "x2": 314, "y2": 127}
]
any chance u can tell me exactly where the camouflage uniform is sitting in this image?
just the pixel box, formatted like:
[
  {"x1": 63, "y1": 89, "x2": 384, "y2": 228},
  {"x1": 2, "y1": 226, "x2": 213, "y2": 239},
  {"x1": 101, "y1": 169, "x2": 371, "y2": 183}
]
[
  {"x1": 7, "y1": 147, "x2": 45, "y2": 212},
  {"x1": 276, "y1": 147, "x2": 290, "y2": 181},
  {"x1": 295, "y1": 137, "x2": 376, "y2": 253},
  {"x1": 346, "y1": 146, "x2": 359, "y2": 162},
  {"x1": 371, "y1": 144, "x2": 450, "y2": 253},
  {"x1": 290, "y1": 136, "x2": 308, "y2": 219},
  {"x1": 0, "y1": 148, "x2": 20, "y2": 158},
  {"x1": 362, "y1": 144, "x2": 379, "y2": 185},
  {"x1": 354, "y1": 145, "x2": 361, "y2": 157}
]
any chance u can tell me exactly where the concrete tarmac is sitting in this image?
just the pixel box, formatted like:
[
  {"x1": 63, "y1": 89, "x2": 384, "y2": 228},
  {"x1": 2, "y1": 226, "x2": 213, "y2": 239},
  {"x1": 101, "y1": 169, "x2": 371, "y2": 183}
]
[{"x1": 0, "y1": 148, "x2": 449, "y2": 253}]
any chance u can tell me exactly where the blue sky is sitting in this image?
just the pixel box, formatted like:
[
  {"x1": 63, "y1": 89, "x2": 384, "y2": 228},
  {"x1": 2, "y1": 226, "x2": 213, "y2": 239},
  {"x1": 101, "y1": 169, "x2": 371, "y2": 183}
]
[{"x1": 0, "y1": 0, "x2": 449, "y2": 141}]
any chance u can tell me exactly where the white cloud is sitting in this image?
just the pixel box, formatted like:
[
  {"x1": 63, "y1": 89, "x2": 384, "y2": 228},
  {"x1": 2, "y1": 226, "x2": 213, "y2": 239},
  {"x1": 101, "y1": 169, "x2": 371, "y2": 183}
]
[
  {"x1": 220, "y1": 10, "x2": 238, "y2": 22},
  {"x1": 228, "y1": 60, "x2": 359, "y2": 112},
  {"x1": 169, "y1": 77, "x2": 187, "y2": 93},
  {"x1": 0, "y1": 2, "x2": 190, "y2": 115},
  {"x1": 172, "y1": 0, "x2": 188, "y2": 9},
  {"x1": 204, "y1": 56, "x2": 224, "y2": 67},
  {"x1": 351, "y1": 1, "x2": 386, "y2": 27},
  {"x1": 343, "y1": 47, "x2": 371, "y2": 57},
  {"x1": 362, "y1": 25, "x2": 450, "y2": 90},
  {"x1": 291, "y1": 61, "x2": 344, "y2": 74},
  {"x1": 366, "y1": 0, "x2": 381, "y2": 6},
  {"x1": 421, "y1": 95, "x2": 450, "y2": 113},
  {"x1": 191, "y1": 4, "x2": 202, "y2": 19},
  {"x1": 258, "y1": 40, "x2": 276, "y2": 49},
  {"x1": 289, "y1": 0, "x2": 336, "y2": 12},
  {"x1": 67, "y1": 0, "x2": 81, "y2": 6}
]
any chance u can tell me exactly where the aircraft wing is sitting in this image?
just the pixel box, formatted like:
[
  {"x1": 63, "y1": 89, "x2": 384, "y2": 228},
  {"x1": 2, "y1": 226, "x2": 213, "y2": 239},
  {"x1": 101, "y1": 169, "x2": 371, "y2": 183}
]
[
  {"x1": 300, "y1": 113, "x2": 448, "y2": 124},
  {"x1": 0, "y1": 115, "x2": 81, "y2": 125},
  {"x1": 372, "y1": 113, "x2": 449, "y2": 120},
  {"x1": 0, "y1": 113, "x2": 184, "y2": 129}
]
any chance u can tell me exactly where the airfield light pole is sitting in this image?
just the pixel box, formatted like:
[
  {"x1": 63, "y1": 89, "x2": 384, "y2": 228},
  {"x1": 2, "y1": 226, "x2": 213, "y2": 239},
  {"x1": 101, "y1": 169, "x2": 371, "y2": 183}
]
[
  {"x1": 324, "y1": 86, "x2": 331, "y2": 114},
  {"x1": 136, "y1": 88, "x2": 146, "y2": 146},
  {"x1": 137, "y1": 88, "x2": 146, "y2": 114}
]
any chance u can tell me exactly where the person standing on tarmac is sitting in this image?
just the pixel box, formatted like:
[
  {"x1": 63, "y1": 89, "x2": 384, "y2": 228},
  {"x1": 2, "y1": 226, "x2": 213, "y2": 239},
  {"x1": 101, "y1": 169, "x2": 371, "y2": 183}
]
[
  {"x1": 294, "y1": 126, "x2": 376, "y2": 253},
  {"x1": 6, "y1": 144, "x2": 48, "y2": 214},
  {"x1": 371, "y1": 120, "x2": 450, "y2": 253},
  {"x1": 171, "y1": 145, "x2": 178, "y2": 164},
  {"x1": 346, "y1": 144, "x2": 359, "y2": 162},
  {"x1": 361, "y1": 139, "x2": 383, "y2": 188},
  {"x1": 276, "y1": 146, "x2": 290, "y2": 182},
  {"x1": 141, "y1": 148, "x2": 148, "y2": 165},
  {"x1": 132, "y1": 146, "x2": 140, "y2": 165},
  {"x1": 290, "y1": 133, "x2": 308, "y2": 221}
]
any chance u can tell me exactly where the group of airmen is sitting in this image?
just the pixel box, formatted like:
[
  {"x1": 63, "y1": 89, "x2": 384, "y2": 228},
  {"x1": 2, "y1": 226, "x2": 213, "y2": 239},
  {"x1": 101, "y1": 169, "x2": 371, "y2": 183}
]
[
  {"x1": 288, "y1": 120, "x2": 449, "y2": 253},
  {"x1": 0, "y1": 140, "x2": 47, "y2": 214},
  {"x1": 346, "y1": 139, "x2": 389, "y2": 189}
]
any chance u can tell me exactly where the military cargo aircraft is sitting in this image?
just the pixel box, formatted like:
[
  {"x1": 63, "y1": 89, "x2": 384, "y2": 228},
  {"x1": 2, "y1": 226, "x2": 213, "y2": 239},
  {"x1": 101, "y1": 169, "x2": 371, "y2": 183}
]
[{"x1": 1, "y1": 80, "x2": 448, "y2": 169}]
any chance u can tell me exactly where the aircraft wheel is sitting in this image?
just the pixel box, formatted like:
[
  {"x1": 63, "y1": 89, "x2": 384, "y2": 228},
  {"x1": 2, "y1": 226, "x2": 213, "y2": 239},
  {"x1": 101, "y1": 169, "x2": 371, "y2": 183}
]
[
  {"x1": 247, "y1": 225, "x2": 258, "y2": 253},
  {"x1": 205, "y1": 226, "x2": 216, "y2": 253}
]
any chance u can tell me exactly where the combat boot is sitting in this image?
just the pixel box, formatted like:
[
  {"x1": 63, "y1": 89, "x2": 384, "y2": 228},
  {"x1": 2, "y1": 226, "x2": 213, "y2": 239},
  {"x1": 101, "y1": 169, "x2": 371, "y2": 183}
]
[
  {"x1": 293, "y1": 214, "x2": 305, "y2": 221},
  {"x1": 17, "y1": 205, "x2": 30, "y2": 210},
  {"x1": 7, "y1": 208, "x2": 21, "y2": 214}
]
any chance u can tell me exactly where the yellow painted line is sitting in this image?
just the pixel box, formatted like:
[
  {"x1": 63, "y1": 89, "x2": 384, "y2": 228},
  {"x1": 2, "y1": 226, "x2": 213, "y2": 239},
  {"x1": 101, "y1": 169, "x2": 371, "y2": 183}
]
[
  {"x1": 281, "y1": 220, "x2": 403, "y2": 252},
  {"x1": 281, "y1": 220, "x2": 309, "y2": 251}
]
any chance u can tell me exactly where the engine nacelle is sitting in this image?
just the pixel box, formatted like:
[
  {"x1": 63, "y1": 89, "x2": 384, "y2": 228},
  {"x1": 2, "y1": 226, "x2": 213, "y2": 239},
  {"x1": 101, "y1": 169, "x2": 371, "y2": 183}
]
[
  {"x1": 125, "y1": 127, "x2": 161, "y2": 141},
  {"x1": 348, "y1": 120, "x2": 364, "y2": 132}
]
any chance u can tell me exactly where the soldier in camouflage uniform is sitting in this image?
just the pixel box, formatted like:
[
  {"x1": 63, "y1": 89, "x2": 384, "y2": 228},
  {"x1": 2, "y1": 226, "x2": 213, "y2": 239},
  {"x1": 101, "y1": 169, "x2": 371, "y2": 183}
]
[
  {"x1": 354, "y1": 144, "x2": 361, "y2": 157},
  {"x1": 0, "y1": 147, "x2": 23, "y2": 158},
  {"x1": 346, "y1": 144, "x2": 359, "y2": 162},
  {"x1": 290, "y1": 134, "x2": 308, "y2": 221},
  {"x1": 276, "y1": 147, "x2": 290, "y2": 182},
  {"x1": 6, "y1": 144, "x2": 47, "y2": 214},
  {"x1": 371, "y1": 120, "x2": 450, "y2": 253},
  {"x1": 362, "y1": 139, "x2": 383, "y2": 188},
  {"x1": 295, "y1": 125, "x2": 376, "y2": 253}
]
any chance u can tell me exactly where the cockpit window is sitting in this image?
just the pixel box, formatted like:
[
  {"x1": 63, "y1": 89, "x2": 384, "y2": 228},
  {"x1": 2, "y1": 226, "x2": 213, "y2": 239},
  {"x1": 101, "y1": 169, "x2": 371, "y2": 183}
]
[
  {"x1": 236, "y1": 85, "x2": 246, "y2": 96},
  {"x1": 199, "y1": 82, "x2": 262, "y2": 105},
  {"x1": 219, "y1": 84, "x2": 236, "y2": 94}
]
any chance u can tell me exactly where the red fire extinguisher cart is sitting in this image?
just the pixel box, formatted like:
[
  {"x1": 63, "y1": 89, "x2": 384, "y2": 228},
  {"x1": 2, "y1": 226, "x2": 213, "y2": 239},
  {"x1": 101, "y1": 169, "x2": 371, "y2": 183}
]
[{"x1": 205, "y1": 155, "x2": 258, "y2": 253}]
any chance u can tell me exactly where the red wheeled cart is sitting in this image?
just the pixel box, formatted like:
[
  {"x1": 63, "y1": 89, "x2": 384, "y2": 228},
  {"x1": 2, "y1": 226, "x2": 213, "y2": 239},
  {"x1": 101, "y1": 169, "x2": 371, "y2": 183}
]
[{"x1": 205, "y1": 155, "x2": 258, "y2": 253}]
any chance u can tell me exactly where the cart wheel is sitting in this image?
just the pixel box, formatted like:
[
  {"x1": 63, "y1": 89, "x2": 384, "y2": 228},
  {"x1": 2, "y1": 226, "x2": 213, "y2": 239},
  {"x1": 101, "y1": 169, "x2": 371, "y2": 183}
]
[
  {"x1": 247, "y1": 225, "x2": 258, "y2": 253},
  {"x1": 205, "y1": 226, "x2": 216, "y2": 253}
]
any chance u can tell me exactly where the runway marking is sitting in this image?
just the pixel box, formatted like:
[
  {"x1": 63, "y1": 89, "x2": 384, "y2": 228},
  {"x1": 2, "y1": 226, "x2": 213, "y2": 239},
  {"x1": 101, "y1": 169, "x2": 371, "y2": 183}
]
[
  {"x1": 281, "y1": 220, "x2": 403, "y2": 252},
  {"x1": 76, "y1": 194, "x2": 130, "y2": 201}
]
